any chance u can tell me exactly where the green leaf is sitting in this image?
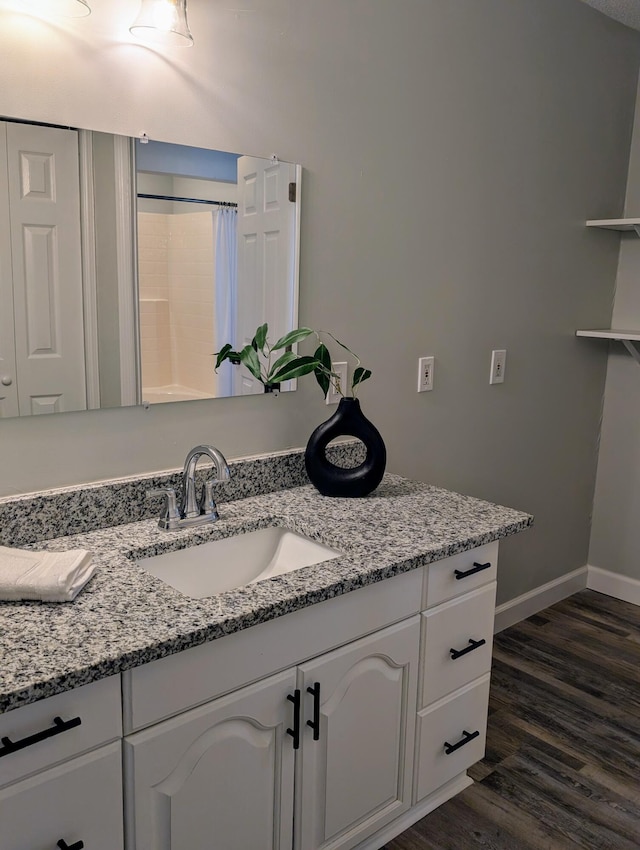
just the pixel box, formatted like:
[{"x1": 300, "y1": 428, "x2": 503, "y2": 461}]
[
  {"x1": 270, "y1": 355, "x2": 321, "y2": 383},
  {"x1": 214, "y1": 343, "x2": 234, "y2": 371},
  {"x1": 239, "y1": 344, "x2": 263, "y2": 381},
  {"x1": 352, "y1": 367, "x2": 372, "y2": 389},
  {"x1": 272, "y1": 327, "x2": 314, "y2": 351},
  {"x1": 254, "y1": 323, "x2": 268, "y2": 353},
  {"x1": 313, "y1": 343, "x2": 331, "y2": 397},
  {"x1": 267, "y1": 350, "x2": 297, "y2": 381}
]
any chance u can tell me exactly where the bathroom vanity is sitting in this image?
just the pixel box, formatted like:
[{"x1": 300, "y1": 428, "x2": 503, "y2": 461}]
[{"x1": 0, "y1": 446, "x2": 532, "y2": 850}]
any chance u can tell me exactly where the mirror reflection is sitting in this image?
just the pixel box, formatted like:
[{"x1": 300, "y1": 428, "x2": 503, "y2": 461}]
[{"x1": 0, "y1": 118, "x2": 302, "y2": 419}]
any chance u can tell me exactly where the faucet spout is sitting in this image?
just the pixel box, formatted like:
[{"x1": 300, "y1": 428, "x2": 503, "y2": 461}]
[{"x1": 181, "y1": 444, "x2": 231, "y2": 518}]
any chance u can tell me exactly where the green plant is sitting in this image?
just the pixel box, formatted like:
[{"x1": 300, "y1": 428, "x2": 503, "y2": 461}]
[
  {"x1": 311, "y1": 331, "x2": 371, "y2": 399},
  {"x1": 214, "y1": 324, "x2": 372, "y2": 397},
  {"x1": 214, "y1": 324, "x2": 319, "y2": 389}
]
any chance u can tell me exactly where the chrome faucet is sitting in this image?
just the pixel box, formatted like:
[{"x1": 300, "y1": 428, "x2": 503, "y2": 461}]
[{"x1": 148, "y1": 444, "x2": 231, "y2": 531}]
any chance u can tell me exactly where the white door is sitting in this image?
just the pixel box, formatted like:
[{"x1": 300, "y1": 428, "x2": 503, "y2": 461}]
[
  {"x1": 235, "y1": 156, "x2": 298, "y2": 394},
  {"x1": 6, "y1": 121, "x2": 86, "y2": 415},
  {"x1": 296, "y1": 617, "x2": 420, "y2": 850},
  {"x1": 126, "y1": 668, "x2": 297, "y2": 850},
  {"x1": 0, "y1": 123, "x2": 18, "y2": 417}
]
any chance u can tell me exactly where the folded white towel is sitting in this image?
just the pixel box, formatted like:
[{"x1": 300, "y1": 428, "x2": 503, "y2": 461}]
[{"x1": 0, "y1": 545, "x2": 96, "y2": 602}]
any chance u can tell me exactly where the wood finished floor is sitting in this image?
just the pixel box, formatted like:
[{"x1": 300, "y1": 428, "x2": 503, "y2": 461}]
[{"x1": 385, "y1": 590, "x2": 640, "y2": 850}]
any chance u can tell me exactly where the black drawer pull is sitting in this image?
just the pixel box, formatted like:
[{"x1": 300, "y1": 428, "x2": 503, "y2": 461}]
[
  {"x1": 454, "y1": 561, "x2": 491, "y2": 580},
  {"x1": 306, "y1": 682, "x2": 321, "y2": 741},
  {"x1": 286, "y1": 689, "x2": 301, "y2": 750},
  {"x1": 444, "y1": 729, "x2": 480, "y2": 755},
  {"x1": 449, "y1": 638, "x2": 487, "y2": 660},
  {"x1": 57, "y1": 840, "x2": 84, "y2": 850},
  {"x1": 0, "y1": 715, "x2": 82, "y2": 758}
]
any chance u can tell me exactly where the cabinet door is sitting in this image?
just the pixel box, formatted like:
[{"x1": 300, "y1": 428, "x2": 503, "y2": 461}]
[
  {"x1": 0, "y1": 741, "x2": 123, "y2": 850},
  {"x1": 297, "y1": 617, "x2": 420, "y2": 850},
  {"x1": 126, "y1": 668, "x2": 297, "y2": 850}
]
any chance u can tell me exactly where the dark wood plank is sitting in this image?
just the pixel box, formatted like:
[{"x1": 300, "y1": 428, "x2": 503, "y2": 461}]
[{"x1": 386, "y1": 590, "x2": 640, "y2": 850}]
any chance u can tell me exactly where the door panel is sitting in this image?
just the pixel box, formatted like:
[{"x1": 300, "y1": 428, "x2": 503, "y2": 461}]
[
  {"x1": 126, "y1": 668, "x2": 297, "y2": 850},
  {"x1": 6, "y1": 122, "x2": 86, "y2": 415},
  {"x1": 235, "y1": 156, "x2": 297, "y2": 394},
  {"x1": 0, "y1": 123, "x2": 18, "y2": 417},
  {"x1": 297, "y1": 617, "x2": 420, "y2": 850}
]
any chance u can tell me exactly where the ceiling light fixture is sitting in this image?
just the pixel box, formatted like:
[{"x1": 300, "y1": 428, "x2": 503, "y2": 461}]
[
  {"x1": 130, "y1": 0, "x2": 194, "y2": 47},
  {"x1": 18, "y1": 0, "x2": 91, "y2": 16}
]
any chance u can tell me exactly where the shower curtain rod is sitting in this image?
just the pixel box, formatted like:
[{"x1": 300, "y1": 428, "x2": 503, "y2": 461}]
[{"x1": 137, "y1": 193, "x2": 237, "y2": 208}]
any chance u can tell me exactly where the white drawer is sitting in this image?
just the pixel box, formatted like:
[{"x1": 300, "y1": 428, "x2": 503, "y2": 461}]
[
  {"x1": 0, "y1": 740, "x2": 123, "y2": 850},
  {"x1": 0, "y1": 675, "x2": 122, "y2": 788},
  {"x1": 423, "y1": 542, "x2": 498, "y2": 608},
  {"x1": 123, "y1": 569, "x2": 422, "y2": 732},
  {"x1": 414, "y1": 674, "x2": 490, "y2": 803},
  {"x1": 420, "y1": 583, "x2": 496, "y2": 708}
]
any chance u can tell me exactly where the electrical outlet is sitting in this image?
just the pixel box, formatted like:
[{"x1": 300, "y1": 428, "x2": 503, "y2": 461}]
[
  {"x1": 326, "y1": 361, "x2": 348, "y2": 404},
  {"x1": 490, "y1": 349, "x2": 506, "y2": 385},
  {"x1": 417, "y1": 356, "x2": 434, "y2": 392}
]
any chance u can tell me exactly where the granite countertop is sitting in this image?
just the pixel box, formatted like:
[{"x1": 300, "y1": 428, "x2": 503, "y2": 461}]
[{"x1": 0, "y1": 474, "x2": 532, "y2": 714}]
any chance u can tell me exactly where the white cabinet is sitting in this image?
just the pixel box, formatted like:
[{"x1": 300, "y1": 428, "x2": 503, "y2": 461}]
[
  {"x1": 413, "y1": 543, "x2": 497, "y2": 809},
  {"x1": 0, "y1": 676, "x2": 124, "y2": 850},
  {"x1": 0, "y1": 742, "x2": 124, "y2": 850},
  {"x1": 0, "y1": 540, "x2": 500, "y2": 850},
  {"x1": 126, "y1": 618, "x2": 420, "y2": 850},
  {"x1": 126, "y1": 669, "x2": 297, "y2": 850},
  {"x1": 0, "y1": 675, "x2": 122, "y2": 788},
  {"x1": 420, "y1": 583, "x2": 495, "y2": 707},
  {"x1": 123, "y1": 543, "x2": 499, "y2": 849},
  {"x1": 296, "y1": 619, "x2": 419, "y2": 850},
  {"x1": 415, "y1": 675, "x2": 491, "y2": 802}
]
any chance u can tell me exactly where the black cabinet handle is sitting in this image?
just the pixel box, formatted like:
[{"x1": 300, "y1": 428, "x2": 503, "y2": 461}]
[
  {"x1": 449, "y1": 638, "x2": 487, "y2": 660},
  {"x1": 444, "y1": 729, "x2": 480, "y2": 755},
  {"x1": 57, "y1": 840, "x2": 84, "y2": 850},
  {"x1": 0, "y1": 715, "x2": 82, "y2": 758},
  {"x1": 454, "y1": 561, "x2": 491, "y2": 580},
  {"x1": 306, "y1": 682, "x2": 321, "y2": 741},
  {"x1": 286, "y1": 689, "x2": 301, "y2": 750}
]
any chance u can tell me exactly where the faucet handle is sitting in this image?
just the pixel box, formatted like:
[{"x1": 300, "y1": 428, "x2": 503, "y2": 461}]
[
  {"x1": 147, "y1": 487, "x2": 181, "y2": 529},
  {"x1": 200, "y1": 480, "x2": 220, "y2": 520}
]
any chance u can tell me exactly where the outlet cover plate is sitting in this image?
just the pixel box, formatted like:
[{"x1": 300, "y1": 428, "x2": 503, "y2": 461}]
[{"x1": 327, "y1": 361, "x2": 348, "y2": 404}]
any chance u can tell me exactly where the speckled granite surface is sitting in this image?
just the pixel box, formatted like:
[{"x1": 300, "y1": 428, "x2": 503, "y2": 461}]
[
  {"x1": 0, "y1": 464, "x2": 532, "y2": 714},
  {"x1": 0, "y1": 442, "x2": 363, "y2": 547}
]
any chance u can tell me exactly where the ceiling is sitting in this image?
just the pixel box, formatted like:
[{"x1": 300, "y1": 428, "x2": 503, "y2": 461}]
[{"x1": 581, "y1": 0, "x2": 640, "y2": 31}]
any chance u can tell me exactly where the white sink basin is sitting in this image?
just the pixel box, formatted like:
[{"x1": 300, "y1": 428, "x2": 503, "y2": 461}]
[{"x1": 136, "y1": 526, "x2": 343, "y2": 598}]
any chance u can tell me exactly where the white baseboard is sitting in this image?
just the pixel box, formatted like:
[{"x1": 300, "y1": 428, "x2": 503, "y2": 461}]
[
  {"x1": 494, "y1": 566, "x2": 588, "y2": 633},
  {"x1": 587, "y1": 565, "x2": 640, "y2": 606}
]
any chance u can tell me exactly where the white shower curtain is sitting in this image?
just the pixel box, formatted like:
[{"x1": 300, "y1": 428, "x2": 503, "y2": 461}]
[{"x1": 213, "y1": 207, "x2": 237, "y2": 397}]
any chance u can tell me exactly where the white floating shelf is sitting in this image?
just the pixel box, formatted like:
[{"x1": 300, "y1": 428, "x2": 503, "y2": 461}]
[
  {"x1": 576, "y1": 329, "x2": 640, "y2": 364},
  {"x1": 586, "y1": 218, "x2": 640, "y2": 233},
  {"x1": 576, "y1": 329, "x2": 640, "y2": 341}
]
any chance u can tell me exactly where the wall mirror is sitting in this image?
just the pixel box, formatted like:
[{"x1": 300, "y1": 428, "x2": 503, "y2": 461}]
[{"x1": 0, "y1": 117, "x2": 302, "y2": 419}]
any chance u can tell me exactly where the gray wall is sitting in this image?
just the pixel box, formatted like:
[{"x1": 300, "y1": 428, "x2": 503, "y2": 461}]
[
  {"x1": 589, "y1": 73, "x2": 640, "y2": 580},
  {"x1": 0, "y1": 0, "x2": 638, "y2": 605}
]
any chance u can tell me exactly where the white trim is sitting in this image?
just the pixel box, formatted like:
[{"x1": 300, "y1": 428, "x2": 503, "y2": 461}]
[
  {"x1": 494, "y1": 566, "x2": 588, "y2": 633},
  {"x1": 354, "y1": 773, "x2": 472, "y2": 850},
  {"x1": 113, "y1": 135, "x2": 139, "y2": 407},
  {"x1": 587, "y1": 565, "x2": 640, "y2": 606},
  {"x1": 78, "y1": 130, "x2": 100, "y2": 409}
]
